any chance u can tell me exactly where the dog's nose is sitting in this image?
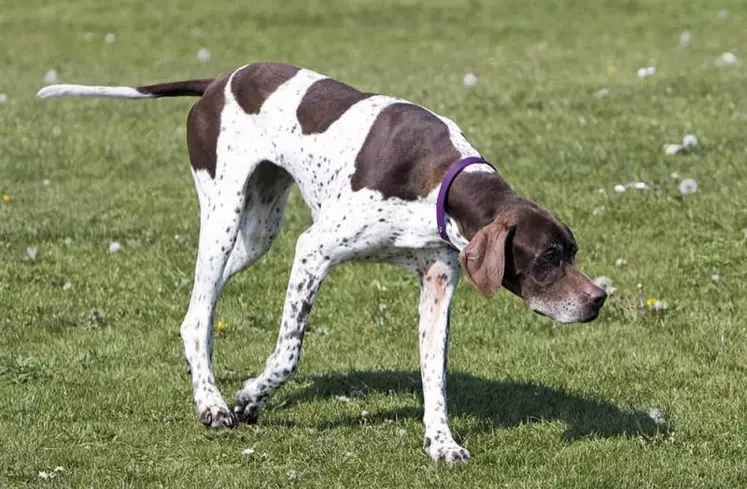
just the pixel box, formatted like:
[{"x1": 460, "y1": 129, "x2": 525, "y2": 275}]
[{"x1": 590, "y1": 289, "x2": 607, "y2": 308}]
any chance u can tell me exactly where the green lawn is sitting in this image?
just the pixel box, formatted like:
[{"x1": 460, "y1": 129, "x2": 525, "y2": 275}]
[{"x1": 2, "y1": 0, "x2": 747, "y2": 487}]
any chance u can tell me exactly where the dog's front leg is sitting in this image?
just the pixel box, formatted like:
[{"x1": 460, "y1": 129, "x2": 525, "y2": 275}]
[{"x1": 415, "y1": 252, "x2": 470, "y2": 466}]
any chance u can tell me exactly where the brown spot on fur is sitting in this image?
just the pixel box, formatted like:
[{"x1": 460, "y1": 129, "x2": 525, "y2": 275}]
[
  {"x1": 351, "y1": 103, "x2": 461, "y2": 200},
  {"x1": 186, "y1": 75, "x2": 230, "y2": 179},
  {"x1": 297, "y1": 78, "x2": 373, "y2": 134},
  {"x1": 231, "y1": 63, "x2": 300, "y2": 115}
]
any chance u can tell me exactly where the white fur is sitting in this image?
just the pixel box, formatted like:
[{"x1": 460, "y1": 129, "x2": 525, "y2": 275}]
[{"x1": 36, "y1": 84, "x2": 151, "y2": 99}]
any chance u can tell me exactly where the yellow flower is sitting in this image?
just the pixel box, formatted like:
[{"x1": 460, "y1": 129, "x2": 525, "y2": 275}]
[
  {"x1": 215, "y1": 320, "x2": 226, "y2": 332},
  {"x1": 1, "y1": 194, "x2": 12, "y2": 203},
  {"x1": 645, "y1": 298, "x2": 657, "y2": 308}
]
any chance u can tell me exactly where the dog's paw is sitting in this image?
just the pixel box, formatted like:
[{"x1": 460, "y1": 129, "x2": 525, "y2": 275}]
[
  {"x1": 199, "y1": 404, "x2": 237, "y2": 429},
  {"x1": 233, "y1": 388, "x2": 266, "y2": 424},
  {"x1": 425, "y1": 438, "x2": 471, "y2": 467}
]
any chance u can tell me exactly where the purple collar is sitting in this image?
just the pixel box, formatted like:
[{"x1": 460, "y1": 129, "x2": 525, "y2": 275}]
[{"x1": 436, "y1": 156, "x2": 494, "y2": 247}]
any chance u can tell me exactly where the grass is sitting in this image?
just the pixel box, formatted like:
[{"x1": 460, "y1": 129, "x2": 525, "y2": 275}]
[{"x1": 2, "y1": 0, "x2": 747, "y2": 487}]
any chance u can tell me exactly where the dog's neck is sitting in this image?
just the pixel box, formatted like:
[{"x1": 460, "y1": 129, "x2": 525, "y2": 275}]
[{"x1": 446, "y1": 170, "x2": 521, "y2": 241}]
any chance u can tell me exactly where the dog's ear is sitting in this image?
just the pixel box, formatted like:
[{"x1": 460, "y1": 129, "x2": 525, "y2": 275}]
[{"x1": 458, "y1": 218, "x2": 512, "y2": 298}]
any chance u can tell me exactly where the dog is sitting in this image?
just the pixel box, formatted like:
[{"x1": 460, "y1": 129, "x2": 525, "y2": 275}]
[{"x1": 38, "y1": 62, "x2": 606, "y2": 465}]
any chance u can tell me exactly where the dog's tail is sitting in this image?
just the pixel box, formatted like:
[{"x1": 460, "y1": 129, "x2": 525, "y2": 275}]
[{"x1": 36, "y1": 78, "x2": 215, "y2": 100}]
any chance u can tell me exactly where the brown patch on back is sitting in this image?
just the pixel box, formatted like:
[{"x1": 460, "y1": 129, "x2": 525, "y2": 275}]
[
  {"x1": 296, "y1": 78, "x2": 374, "y2": 134},
  {"x1": 351, "y1": 103, "x2": 461, "y2": 200},
  {"x1": 187, "y1": 75, "x2": 230, "y2": 179},
  {"x1": 231, "y1": 63, "x2": 300, "y2": 115}
]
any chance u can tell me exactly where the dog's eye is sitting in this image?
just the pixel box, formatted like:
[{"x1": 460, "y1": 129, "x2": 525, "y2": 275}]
[{"x1": 543, "y1": 248, "x2": 561, "y2": 264}]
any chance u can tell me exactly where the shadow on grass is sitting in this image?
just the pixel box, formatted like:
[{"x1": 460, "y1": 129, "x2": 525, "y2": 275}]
[{"x1": 275, "y1": 370, "x2": 669, "y2": 441}]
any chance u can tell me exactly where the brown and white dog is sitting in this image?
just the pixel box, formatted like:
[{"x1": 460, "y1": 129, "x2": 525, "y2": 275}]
[{"x1": 38, "y1": 62, "x2": 606, "y2": 465}]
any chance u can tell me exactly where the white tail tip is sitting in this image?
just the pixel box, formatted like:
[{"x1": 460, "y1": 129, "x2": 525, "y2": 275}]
[{"x1": 36, "y1": 84, "x2": 153, "y2": 99}]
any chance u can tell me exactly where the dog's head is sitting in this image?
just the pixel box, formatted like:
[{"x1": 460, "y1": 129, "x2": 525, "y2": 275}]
[{"x1": 458, "y1": 202, "x2": 606, "y2": 323}]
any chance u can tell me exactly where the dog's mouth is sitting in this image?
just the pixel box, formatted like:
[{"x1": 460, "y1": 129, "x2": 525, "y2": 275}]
[
  {"x1": 577, "y1": 309, "x2": 600, "y2": 323},
  {"x1": 530, "y1": 306, "x2": 601, "y2": 324}
]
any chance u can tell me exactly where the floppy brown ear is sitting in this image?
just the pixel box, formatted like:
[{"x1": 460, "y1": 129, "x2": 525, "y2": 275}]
[{"x1": 458, "y1": 219, "x2": 511, "y2": 298}]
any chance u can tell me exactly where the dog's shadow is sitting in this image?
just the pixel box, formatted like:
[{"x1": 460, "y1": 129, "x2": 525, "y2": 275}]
[{"x1": 271, "y1": 370, "x2": 669, "y2": 440}]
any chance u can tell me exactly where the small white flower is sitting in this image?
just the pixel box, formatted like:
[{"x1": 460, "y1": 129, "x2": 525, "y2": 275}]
[
  {"x1": 593, "y1": 276, "x2": 615, "y2": 294},
  {"x1": 615, "y1": 257, "x2": 627, "y2": 267},
  {"x1": 647, "y1": 407, "x2": 668, "y2": 426},
  {"x1": 108, "y1": 241, "x2": 121, "y2": 254},
  {"x1": 682, "y1": 134, "x2": 698, "y2": 148},
  {"x1": 595, "y1": 88, "x2": 609, "y2": 98},
  {"x1": 664, "y1": 143, "x2": 683, "y2": 155},
  {"x1": 711, "y1": 273, "x2": 722, "y2": 282},
  {"x1": 462, "y1": 72, "x2": 478, "y2": 87},
  {"x1": 157, "y1": 287, "x2": 165, "y2": 295},
  {"x1": 241, "y1": 448, "x2": 255, "y2": 456},
  {"x1": 637, "y1": 66, "x2": 655, "y2": 78},
  {"x1": 378, "y1": 303, "x2": 387, "y2": 312},
  {"x1": 679, "y1": 30, "x2": 692, "y2": 46},
  {"x1": 26, "y1": 247, "x2": 38, "y2": 261},
  {"x1": 38, "y1": 471, "x2": 54, "y2": 480},
  {"x1": 104, "y1": 33, "x2": 116, "y2": 43},
  {"x1": 0, "y1": 93, "x2": 7, "y2": 104},
  {"x1": 64, "y1": 237, "x2": 73, "y2": 246},
  {"x1": 629, "y1": 181, "x2": 651, "y2": 190},
  {"x1": 596, "y1": 188, "x2": 606, "y2": 194},
  {"x1": 613, "y1": 184, "x2": 626, "y2": 193},
  {"x1": 335, "y1": 395, "x2": 351, "y2": 403},
  {"x1": 63, "y1": 282, "x2": 73, "y2": 291},
  {"x1": 653, "y1": 300, "x2": 668, "y2": 312},
  {"x1": 53, "y1": 466, "x2": 65, "y2": 473},
  {"x1": 670, "y1": 172, "x2": 680, "y2": 180},
  {"x1": 360, "y1": 410, "x2": 369, "y2": 417},
  {"x1": 43, "y1": 179, "x2": 50, "y2": 186},
  {"x1": 52, "y1": 126, "x2": 62, "y2": 137},
  {"x1": 592, "y1": 205, "x2": 605, "y2": 216},
  {"x1": 679, "y1": 178, "x2": 698, "y2": 195},
  {"x1": 196, "y1": 48, "x2": 211, "y2": 63},
  {"x1": 43, "y1": 69, "x2": 58, "y2": 85},
  {"x1": 718, "y1": 52, "x2": 738, "y2": 66}
]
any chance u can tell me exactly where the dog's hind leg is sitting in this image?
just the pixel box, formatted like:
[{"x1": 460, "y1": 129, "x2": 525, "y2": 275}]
[
  {"x1": 178, "y1": 91, "x2": 283, "y2": 428},
  {"x1": 179, "y1": 165, "x2": 247, "y2": 429}
]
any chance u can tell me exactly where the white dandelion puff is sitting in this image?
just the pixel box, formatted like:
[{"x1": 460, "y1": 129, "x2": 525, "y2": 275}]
[
  {"x1": 462, "y1": 72, "x2": 478, "y2": 87},
  {"x1": 679, "y1": 178, "x2": 698, "y2": 195}
]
